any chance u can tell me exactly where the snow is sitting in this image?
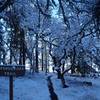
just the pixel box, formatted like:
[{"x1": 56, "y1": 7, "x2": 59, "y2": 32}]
[
  {"x1": 52, "y1": 75, "x2": 100, "y2": 100},
  {"x1": 0, "y1": 73, "x2": 50, "y2": 100},
  {"x1": 0, "y1": 72, "x2": 100, "y2": 100}
]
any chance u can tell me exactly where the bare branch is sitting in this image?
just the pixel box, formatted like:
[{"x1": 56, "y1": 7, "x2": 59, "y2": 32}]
[
  {"x1": 0, "y1": 0, "x2": 14, "y2": 12},
  {"x1": 36, "y1": 0, "x2": 51, "y2": 17}
]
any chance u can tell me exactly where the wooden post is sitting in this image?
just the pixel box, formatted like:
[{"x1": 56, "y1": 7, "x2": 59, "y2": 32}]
[
  {"x1": 9, "y1": 76, "x2": 13, "y2": 100},
  {"x1": 0, "y1": 65, "x2": 25, "y2": 100}
]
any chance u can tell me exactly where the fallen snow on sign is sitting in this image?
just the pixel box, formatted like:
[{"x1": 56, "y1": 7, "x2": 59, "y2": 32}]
[{"x1": 0, "y1": 72, "x2": 100, "y2": 100}]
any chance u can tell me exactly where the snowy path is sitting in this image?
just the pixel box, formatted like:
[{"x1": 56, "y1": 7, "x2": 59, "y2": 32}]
[
  {"x1": 0, "y1": 73, "x2": 50, "y2": 100},
  {"x1": 0, "y1": 72, "x2": 100, "y2": 100}
]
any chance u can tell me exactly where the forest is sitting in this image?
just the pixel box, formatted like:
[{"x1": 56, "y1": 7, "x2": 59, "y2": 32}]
[{"x1": 0, "y1": 0, "x2": 100, "y2": 100}]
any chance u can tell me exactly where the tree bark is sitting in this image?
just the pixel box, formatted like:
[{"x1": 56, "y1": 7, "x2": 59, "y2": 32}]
[{"x1": 35, "y1": 33, "x2": 39, "y2": 72}]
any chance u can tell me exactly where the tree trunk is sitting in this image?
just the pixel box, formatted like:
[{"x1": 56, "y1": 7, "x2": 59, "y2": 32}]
[
  {"x1": 10, "y1": 45, "x2": 12, "y2": 64},
  {"x1": 56, "y1": 68, "x2": 68, "y2": 88},
  {"x1": 60, "y1": 74, "x2": 68, "y2": 88},
  {"x1": 44, "y1": 42, "x2": 48, "y2": 74},
  {"x1": 35, "y1": 33, "x2": 39, "y2": 73},
  {"x1": 19, "y1": 29, "x2": 26, "y2": 65},
  {"x1": 41, "y1": 39, "x2": 44, "y2": 71},
  {"x1": 71, "y1": 47, "x2": 76, "y2": 74},
  {"x1": 56, "y1": 69, "x2": 62, "y2": 79},
  {"x1": 62, "y1": 63, "x2": 65, "y2": 72}
]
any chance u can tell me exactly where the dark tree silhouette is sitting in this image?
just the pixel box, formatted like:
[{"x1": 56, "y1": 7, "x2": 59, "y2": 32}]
[{"x1": 0, "y1": 0, "x2": 14, "y2": 12}]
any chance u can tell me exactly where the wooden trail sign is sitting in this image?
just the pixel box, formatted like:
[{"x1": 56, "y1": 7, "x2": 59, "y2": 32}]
[
  {"x1": 0, "y1": 65, "x2": 25, "y2": 77},
  {"x1": 0, "y1": 65, "x2": 25, "y2": 100}
]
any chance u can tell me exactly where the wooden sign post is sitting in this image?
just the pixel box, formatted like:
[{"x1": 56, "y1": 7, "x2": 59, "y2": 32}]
[
  {"x1": 0, "y1": 65, "x2": 25, "y2": 100},
  {"x1": 9, "y1": 76, "x2": 13, "y2": 100}
]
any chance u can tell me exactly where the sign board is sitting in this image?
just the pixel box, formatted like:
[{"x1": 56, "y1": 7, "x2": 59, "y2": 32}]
[
  {"x1": 0, "y1": 65, "x2": 25, "y2": 77},
  {"x1": 0, "y1": 65, "x2": 25, "y2": 100}
]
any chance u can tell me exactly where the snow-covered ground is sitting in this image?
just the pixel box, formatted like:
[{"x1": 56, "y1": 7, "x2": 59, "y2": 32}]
[
  {"x1": 0, "y1": 72, "x2": 100, "y2": 100},
  {"x1": 52, "y1": 75, "x2": 100, "y2": 100}
]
